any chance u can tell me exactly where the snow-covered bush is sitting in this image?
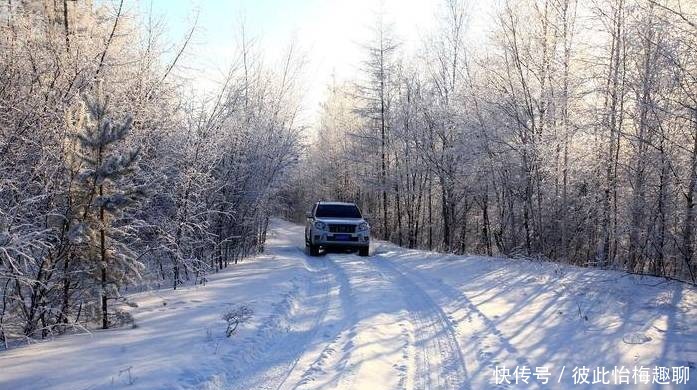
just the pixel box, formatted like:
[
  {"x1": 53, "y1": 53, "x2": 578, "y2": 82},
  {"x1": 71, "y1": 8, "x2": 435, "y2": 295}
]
[
  {"x1": 223, "y1": 306, "x2": 254, "y2": 337},
  {"x1": 111, "y1": 311, "x2": 137, "y2": 329}
]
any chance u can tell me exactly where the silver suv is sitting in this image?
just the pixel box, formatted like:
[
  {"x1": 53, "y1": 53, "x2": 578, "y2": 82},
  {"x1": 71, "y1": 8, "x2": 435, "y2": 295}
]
[{"x1": 305, "y1": 201, "x2": 370, "y2": 256}]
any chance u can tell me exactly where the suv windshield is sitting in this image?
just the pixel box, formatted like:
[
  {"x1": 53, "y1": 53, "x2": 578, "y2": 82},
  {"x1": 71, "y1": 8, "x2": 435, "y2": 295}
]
[{"x1": 315, "y1": 204, "x2": 362, "y2": 218}]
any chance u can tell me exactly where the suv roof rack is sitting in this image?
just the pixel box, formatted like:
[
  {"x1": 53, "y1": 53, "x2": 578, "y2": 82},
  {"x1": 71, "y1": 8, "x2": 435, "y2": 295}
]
[{"x1": 318, "y1": 201, "x2": 356, "y2": 206}]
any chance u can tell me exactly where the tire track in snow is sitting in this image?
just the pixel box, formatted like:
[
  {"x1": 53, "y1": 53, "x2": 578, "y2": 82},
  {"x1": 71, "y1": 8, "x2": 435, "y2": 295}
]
[
  {"x1": 271, "y1": 250, "x2": 337, "y2": 390},
  {"x1": 381, "y1": 253, "x2": 528, "y2": 389},
  {"x1": 179, "y1": 275, "x2": 306, "y2": 389},
  {"x1": 369, "y1": 255, "x2": 471, "y2": 390},
  {"x1": 289, "y1": 253, "x2": 361, "y2": 390},
  {"x1": 224, "y1": 251, "x2": 333, "y2": 390}
]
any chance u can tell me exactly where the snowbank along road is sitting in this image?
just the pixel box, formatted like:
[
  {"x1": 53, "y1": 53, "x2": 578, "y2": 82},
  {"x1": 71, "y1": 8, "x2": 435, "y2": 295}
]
[{"x1": 1, "y1": 219, "x2": 696, "y2": 389}]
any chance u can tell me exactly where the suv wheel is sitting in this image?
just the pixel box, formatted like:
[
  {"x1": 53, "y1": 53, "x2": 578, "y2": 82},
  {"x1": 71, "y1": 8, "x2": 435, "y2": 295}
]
[
  {"x1": 358, "y1": 246, "x2": 369, "y2": 257},
  {"x1": 308, "y1": 244, "x2": 320, "y2": 256}
]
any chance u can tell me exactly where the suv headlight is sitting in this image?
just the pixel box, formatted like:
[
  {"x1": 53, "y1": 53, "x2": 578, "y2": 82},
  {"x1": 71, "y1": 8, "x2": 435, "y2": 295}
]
[
  {"x1": 314, "y1": 221, "x2": 327, "y2": 230},
  {"x1": 358, "y1": 222, "x2": 369, "y2": 231}
]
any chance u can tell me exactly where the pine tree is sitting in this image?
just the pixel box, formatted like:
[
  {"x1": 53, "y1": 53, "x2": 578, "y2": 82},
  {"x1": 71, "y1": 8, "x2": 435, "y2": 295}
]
[{"x1": 68, "y1": 96, "x2": 144, "y2": 329}]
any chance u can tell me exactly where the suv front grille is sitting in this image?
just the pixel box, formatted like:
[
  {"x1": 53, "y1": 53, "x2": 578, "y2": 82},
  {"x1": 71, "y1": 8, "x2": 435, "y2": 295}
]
[
  {"x1": 327, "y1": 235, "x2": 359, "y2": 242},
  {"x1": 328, "y1": 224, "x2": 356, "y2": 233}
]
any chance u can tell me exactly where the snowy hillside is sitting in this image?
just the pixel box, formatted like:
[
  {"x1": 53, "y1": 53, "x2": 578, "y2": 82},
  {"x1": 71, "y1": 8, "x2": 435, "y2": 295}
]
[{"x1": 1, "y1": 219, "x2": 695, "y2": 389}]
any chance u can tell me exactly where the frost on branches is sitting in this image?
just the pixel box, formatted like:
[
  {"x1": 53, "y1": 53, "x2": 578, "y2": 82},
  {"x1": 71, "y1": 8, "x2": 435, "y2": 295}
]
[
  {"x1": 68, "y1": 96, "x2": 145, "y2": 329},
  {"x1": 0, "y1": 0, "x2": 302, "y2": 346}
]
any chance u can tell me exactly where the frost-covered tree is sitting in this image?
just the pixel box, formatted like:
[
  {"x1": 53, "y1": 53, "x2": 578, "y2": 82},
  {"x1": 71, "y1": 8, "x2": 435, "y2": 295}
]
[
  {"x1": 68, "y1": 96, "x2": 144, "y2": 329},
  {"x1": 355, "y1": 14, "x2": 400, "y2": 241}
]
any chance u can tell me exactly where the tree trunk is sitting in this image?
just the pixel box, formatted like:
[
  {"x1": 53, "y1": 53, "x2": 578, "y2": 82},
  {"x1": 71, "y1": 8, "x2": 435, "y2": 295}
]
[
  {"x1": 100, "y1": 183, "x2": 108, "y2": 330},
  {"x1": 428, "y1": 174, "x2": 433, "y2": 251},
  {"x1": 683, "y1": 109, "x2": 697, "y2": 283},
  {"x1": 441, "y1": 176, "x2": 451, "y2": 251},
  {"x1": 482, "y1": 190, "x2": 492, "y2": 256}
]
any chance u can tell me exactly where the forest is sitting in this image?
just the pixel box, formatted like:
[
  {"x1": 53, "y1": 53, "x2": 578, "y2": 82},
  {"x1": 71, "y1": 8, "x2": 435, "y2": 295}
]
[
  {"x1": 290, "y1": 0, "x2": 697, "y2": 284},
  {"x1": 2, "y1": 0, "x2": 697, "y2": 348}
]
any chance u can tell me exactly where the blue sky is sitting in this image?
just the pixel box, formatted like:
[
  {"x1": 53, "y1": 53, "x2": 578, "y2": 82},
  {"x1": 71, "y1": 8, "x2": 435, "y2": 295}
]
[
  {"x1": 123, "y1": 0, "x2": 492, "y2": 123},
  {"x1": 147, "y1": 0, "x2": 323, "y2": 47}
]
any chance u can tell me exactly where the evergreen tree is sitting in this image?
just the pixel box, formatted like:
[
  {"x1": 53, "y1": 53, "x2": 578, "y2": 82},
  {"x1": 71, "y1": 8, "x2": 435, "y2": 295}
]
[{"x1": 68, "y1": 96, "x2": 144, "y2": 329}]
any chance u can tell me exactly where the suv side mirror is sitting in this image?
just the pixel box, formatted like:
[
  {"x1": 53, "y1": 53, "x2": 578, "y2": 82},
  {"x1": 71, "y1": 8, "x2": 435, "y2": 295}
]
[{"x1": 305, "y1": 211, "x2": 314, "y2": 219}]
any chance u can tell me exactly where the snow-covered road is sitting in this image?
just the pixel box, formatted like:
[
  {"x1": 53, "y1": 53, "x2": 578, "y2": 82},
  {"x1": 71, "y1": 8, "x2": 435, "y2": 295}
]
[{"x1": 1, "y1": 220, "x2": 696, "y2": 389}]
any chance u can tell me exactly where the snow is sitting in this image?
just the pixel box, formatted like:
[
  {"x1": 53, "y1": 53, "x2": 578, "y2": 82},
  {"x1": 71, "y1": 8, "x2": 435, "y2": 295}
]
[{"x1": 1, "y1": 219, "x2": 696, "y2": 389}]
